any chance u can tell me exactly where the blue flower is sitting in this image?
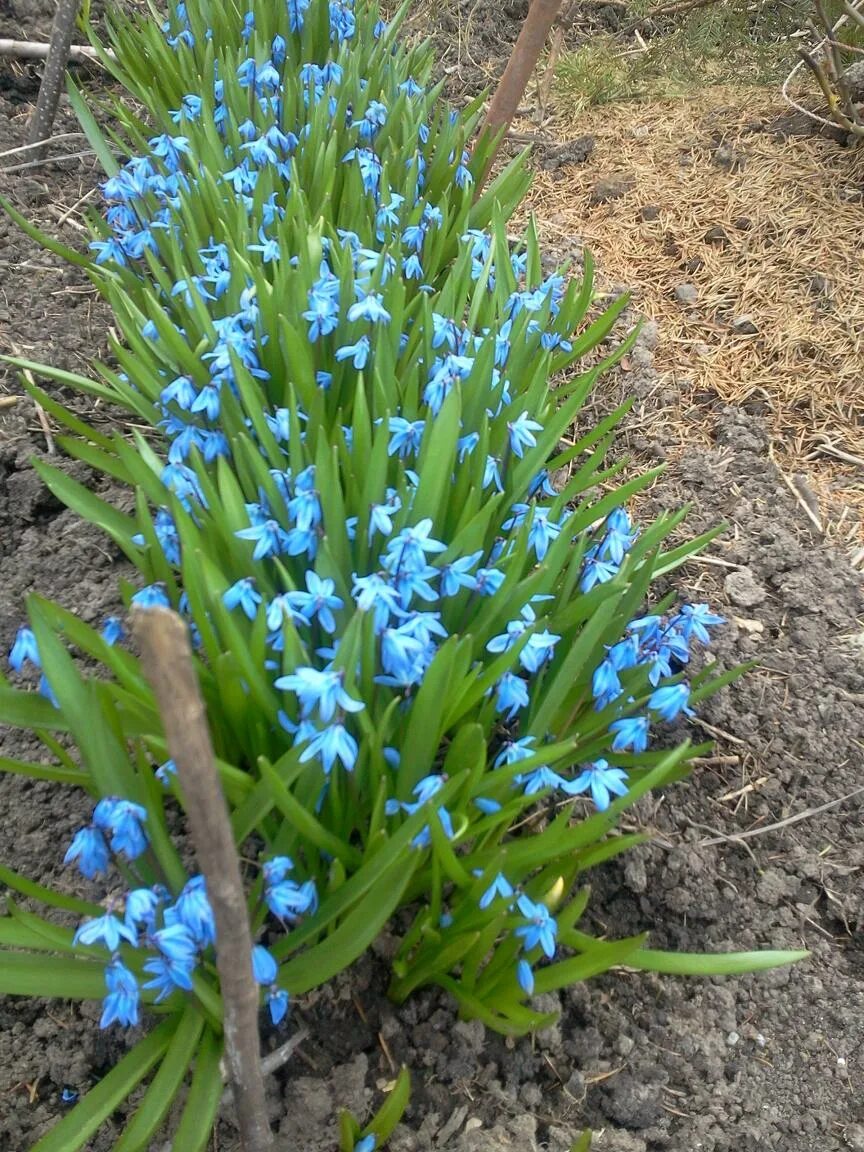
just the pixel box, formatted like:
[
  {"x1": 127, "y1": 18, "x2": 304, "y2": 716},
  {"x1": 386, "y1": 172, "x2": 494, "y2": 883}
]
[
  {"x1": 570, "y1": 759, "x2": 629, "y2": 810},
  {"x1": 125, "y1": 887, "x2": 162, "y2": 931},
  {"x1": 265, "y1": 877, "x2": 318, "y2": 921},
  {"x1": 223, "y1": 577, "x2": 262, "y2": 620},
  {"x1": 252, "y1": 944, "x2": 279, "y2": 985},
  {"x1": 479, "y1": 872, "x2": 514, "y2": 910},
  {"x1": 649, "y1": 682, "x2": 693, "y2": 721},
  {"x1": 64, "y1": 826, "x2": 110, "y2": 879},
  {"x1": 299, "y1": 722, "x2": 359, "y2": 774},
  {"x1": 235, "y1": 519, "x2": 291, "y2": 560},
  {"x1": 275, "y1": 666, "x2": 364, "y2": 722},
  {"x1": 142, "y1": 952, "x2": 195, "y2": 1001},
  {"x1": 387, "y1": 417, "x2": 425, "y2": 458},
  {"x1": 101, "y1": 616, "x2": 125, "y2": 646},
  {"x1": 507, "y1": 411, "x2": 543, "y2": 458},
  {"x1": 170, "y1": 876, "x2": 215, "y2": 948},
  {"x1": 285, "y1": 573, "x2": 343, "y2": 634},
  {"x1": 440, "y1": 552, "x2": 482, "y2": 597},
  {"x1": 609, "y1": 715, "x2": 650, "y2": 753},
  {"x1": 678, "y1": 604, "x2": 725, "y2": 644},
  {"x1": 269, "y1": 987, "x2": 290, "y2": 1025},
  {"x1": 131, "y1": 583, "x2": 171, "y2": 610},
  {"x1": 592, "y1": 658, "x2": 622, "y2": 708},
  {"x1": 74, "y1": 912, "x2": 138, "y2": 952},
  {"x1": 100, "y1": 959, "x2": 140, "y2": 1029},
  {"x1": 347, "y1": 292, "x2": 390, "y2": 325},
  {"x1": 354, "y1": 1136, "x2": 377, "y2": 1152},
  {"x1": 516, "y1": 959, "x2": 534, "y2": 995},
  {"x1": 335, "y1": 334, "x2": 371, "y2": 369},
  {"x1": 495, "y1": 672, "x2": 529, "y2": 719},
  {"x1": 514, "y1": 895, "x2": 557, "y2": 958},
  {"x1": 93, "y1": 798, "x2": 149, "y2": 860}
]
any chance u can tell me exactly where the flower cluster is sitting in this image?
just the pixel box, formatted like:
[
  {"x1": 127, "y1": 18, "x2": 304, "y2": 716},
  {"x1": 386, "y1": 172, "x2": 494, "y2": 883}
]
[
  {"x1": 1, "y1": 0, "x2": 735, "y2": 1050},
  {"x1": 64, "y1": 801, "x2": 316, "y2": 1028}
]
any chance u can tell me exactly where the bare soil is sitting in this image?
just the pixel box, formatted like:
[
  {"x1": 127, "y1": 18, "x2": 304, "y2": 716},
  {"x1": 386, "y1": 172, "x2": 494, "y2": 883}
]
[{"x1": 1, "y1": 5, "x2": 863, "y2": 1151}]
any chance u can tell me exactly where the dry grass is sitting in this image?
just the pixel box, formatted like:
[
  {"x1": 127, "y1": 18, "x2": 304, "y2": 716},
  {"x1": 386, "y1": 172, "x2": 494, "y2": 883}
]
[{"x1": 513, "y1": 85, "x2": 864, "y2": 544}]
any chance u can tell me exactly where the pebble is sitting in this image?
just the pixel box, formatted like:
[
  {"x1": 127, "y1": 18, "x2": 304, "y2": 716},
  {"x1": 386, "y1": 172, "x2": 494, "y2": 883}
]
[
  {"x1": 674, "y1": 283, "x2": 698, "y2": 305},
  {"x1": 724, "y1": 567, "x2": 768, "y2": 608}
]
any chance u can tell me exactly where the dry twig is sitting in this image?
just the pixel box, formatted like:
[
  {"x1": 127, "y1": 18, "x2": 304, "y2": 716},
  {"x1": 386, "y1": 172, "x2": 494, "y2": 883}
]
[{"x1": 135, "y1": 609, "x2": 274, "y2": 1152}]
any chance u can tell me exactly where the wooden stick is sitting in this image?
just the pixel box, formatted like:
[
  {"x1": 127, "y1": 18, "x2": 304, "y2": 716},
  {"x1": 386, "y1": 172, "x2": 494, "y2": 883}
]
[
  {"x1": 134, "y1": 608, "x2": 274, "y2": 1152},
  {"x1": 28, "y1": 0, "x2": 84, "y2": 151},
  {"x1": 475, "y1": 0, "x2": 566, "y2": 189},
  {"x1": 0, "y1": 38, "x2": 108, "y2": 63}
]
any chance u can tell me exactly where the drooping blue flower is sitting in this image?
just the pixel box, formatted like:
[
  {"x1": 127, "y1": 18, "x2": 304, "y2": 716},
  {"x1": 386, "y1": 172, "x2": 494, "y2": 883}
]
[
  {"x1": 101, "y1": 616, "x2": 125, "y2": 646},
  {"x1": 93, "y1": 798, "x2": 149, "y2": 860},
  {"x1": 495, "y1": 672, "x2": 529, "y2": 719},
  {"x1": 269, "y1": 987, "x2": 290, "y2": 1024},
  {"x1": 64, "y1": 826, "x2": 110, "y2": 879},
  {"x1": 387, "y1": 417, "x2": 425, "y2": 458},
  {"x1": 649, "y1": 682, "x2": 693, "y2": 722},
  {"x1": 265, "y1": 876, "x2": 318, "y2": 921},
  {"x1": 101, "y1": 959, "x2": 140, "y2": 1029},
  {"x1": 131, "y1": 583, "x2": 171, "y2": 610},
  {"x1": 609, "y1": 715, "x2": 650, "y2": 753},
  {"x1": 592, "y1": 658, "x2": 622, "y2": 709},
  {"x1": 125, "y1": 887, "x2": 162, "y2": 931},
  {"x1": 354, "y1": 1136, "x2": 377, "y2": 1152},
  {"x1": 169, "y1": 876, "x2": 216, "y2": 948},
  {"x1": 516, "y1": 958, "x2": 534, "y2": 995},
  {"x1": 252, "y1": 944, "x2": 279, "y2": 986}
]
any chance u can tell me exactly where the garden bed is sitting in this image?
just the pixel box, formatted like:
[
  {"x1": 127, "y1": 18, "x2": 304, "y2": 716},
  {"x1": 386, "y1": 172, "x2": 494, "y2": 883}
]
[{"x1": 1, "y1": 3, "x2": 863, "y2": 1150}]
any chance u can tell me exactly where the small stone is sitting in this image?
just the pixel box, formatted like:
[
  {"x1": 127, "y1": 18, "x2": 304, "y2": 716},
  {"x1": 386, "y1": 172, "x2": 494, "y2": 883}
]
[
  {"x1": 733, "y1": 615, "x2": 764, "y2": 635},
  {"x1": 733, "y1": 216, "x2": 752, "y2": 230},
  {"x1": 615, "y1": 1034, "x2": 636, "y2": 1057},
  {"x1": 674, "y1": 283, "x2": 698, "y2": 306},
  {"x1": 630, "y1": 124, "x2": 649, "y2": 139},
  {"x1": 704, "y1": 224, "x2": 730, "y2": 246},
  {"x1": 590, "y1": 175, "x2": 634, "y2": 205},
  {"x1": 731, "y1": 314, "x2": 759, "y2": 335},
  {"x1": 638, "y1": 204, "x2": 660, "y2": 221},
  {"x1": 726, "y1": 1031, "x2": 740, "y2": 1046},
  {"x1": 724, "y1": 567, "x2": 767, "y2": 608}
]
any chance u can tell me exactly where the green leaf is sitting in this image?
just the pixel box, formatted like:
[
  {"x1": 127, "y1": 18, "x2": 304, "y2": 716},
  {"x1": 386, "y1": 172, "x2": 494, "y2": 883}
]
[
  {"x1": 66, "y1": 74, "x2": 121, "y2": 175},
  {"x1": 0, "y1": 952, "x2": 106, "y2": 999},
  {"x1": 626, "y1": 948, "x2": 809, "y2": 976},
  {"x1": 532, "y1": 934, "x2": 647, "y2": 994},
  {"x1": 0, "y1": 754, "x2": 89, "y2": 787},
  {"x1": 0, "y1": 864, "x2": 101, "y2": 916},
  {"x1": 113, "y1": 1005, "x2": 205, "y2": 1152},
  {"x1": 31, "y1": 1017, "x2": 177, "y2": 1152},
  {"x1": 364, "y1": 1066, "x2": 411, "y2": 1145},
  {"x1": 0, "y1": 194, "x2": 95, "y2": 270},
  {"x1": 170, "y1": 1032, "x2": 224, "y2": 1152}
]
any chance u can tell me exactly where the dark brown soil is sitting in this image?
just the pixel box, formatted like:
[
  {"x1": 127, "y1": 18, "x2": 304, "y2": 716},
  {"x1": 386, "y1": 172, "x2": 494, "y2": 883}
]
[{"x1": 2, "y1": 8, "x2": 863, "y2": 1152}]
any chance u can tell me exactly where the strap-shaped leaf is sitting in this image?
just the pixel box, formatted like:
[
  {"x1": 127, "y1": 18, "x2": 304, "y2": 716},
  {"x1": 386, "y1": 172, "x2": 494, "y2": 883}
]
[
  {"x1": 169, "y1": 1027, "x2": 224, "y2": 1152},
  {"x1": 113, "y1": 1005, "x2": 205, "y2": 1152},
  {"x1": 0, "y1": 952, "x2": 105, "y2": 999}
]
